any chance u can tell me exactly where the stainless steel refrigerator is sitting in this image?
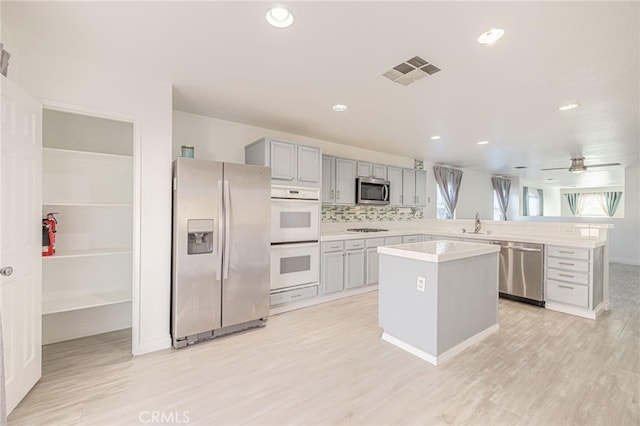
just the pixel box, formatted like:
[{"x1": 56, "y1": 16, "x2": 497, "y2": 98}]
[{"x1": 171, "y1": 158, "x2": 271, "y2": 348}]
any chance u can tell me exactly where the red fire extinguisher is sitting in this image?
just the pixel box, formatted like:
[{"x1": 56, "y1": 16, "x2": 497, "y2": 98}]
[{"x1": 42, "y1": 212, "x2": 58, "y2": 256}]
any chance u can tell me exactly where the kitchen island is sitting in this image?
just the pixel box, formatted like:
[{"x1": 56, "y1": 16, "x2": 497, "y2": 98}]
[{"x1": 378, "y1": 240, "x2": 500, "y2": 366}]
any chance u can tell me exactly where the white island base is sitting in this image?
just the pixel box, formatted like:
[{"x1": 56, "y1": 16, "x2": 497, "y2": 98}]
[{"x1": 378, "y1": 241, "x2": 500, "y2": 366}]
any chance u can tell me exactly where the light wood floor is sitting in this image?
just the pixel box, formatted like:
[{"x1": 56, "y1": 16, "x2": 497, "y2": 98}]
[{"x1": 8, "y1": 263, "x2": 640, "y2": 425}]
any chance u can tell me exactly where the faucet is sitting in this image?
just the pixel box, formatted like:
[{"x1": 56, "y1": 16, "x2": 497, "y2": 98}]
[{"x1": 474, "y1": 213, "x2": 481, "y2": 234}]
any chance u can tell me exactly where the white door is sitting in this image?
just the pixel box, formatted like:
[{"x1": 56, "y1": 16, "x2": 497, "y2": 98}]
[{"x1": 0, "y1": 76, "x2": 42, "y2": 415}]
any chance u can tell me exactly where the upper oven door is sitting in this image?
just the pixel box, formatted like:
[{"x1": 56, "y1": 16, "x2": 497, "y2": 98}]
[{"x1": 271, "y1": 198, "x2": 320, "y2": 243}]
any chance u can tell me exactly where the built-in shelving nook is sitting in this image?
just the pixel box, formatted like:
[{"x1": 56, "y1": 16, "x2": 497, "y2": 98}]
[{"x1": 42, "y1": 109, "x2": 133, "y2": 344}]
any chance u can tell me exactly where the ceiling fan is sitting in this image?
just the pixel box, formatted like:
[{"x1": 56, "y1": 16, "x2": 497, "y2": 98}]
[{"x1": 540, "y1": 157, "x2": 621, "y2": 174}]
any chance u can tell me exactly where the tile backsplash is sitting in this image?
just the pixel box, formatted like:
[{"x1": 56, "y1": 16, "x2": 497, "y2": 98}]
[{"x1": 322, "y1": 205, "x2": 424, "y2": 222}]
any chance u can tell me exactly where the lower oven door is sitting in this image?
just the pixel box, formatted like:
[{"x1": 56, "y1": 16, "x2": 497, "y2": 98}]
[
  {"x1": 270, "y1": 242, "x2": 319, "y2": 291},
  {"x1": 271, "y1": 198, "x2": 320, "y2": 243}
]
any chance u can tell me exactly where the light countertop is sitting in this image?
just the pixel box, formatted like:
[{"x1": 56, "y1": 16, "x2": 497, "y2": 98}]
[
  {"x1": 378, "y1": 240, "x2": 500, "y2": 263},
  {"x1": 321, "y1": 228, "x2": 605, "y2": 248}
]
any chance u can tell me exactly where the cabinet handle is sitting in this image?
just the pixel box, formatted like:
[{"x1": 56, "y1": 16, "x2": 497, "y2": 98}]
[
  {"x1": 558, "y1": 285, "x2": 574, "y2": 290},
  {"x1": 290, "y1": 294, "x2": 302, "y2": 298},
  {"x1": 337, "y1": 190, "x2": 340, "y2": 200},
  {"x1": 558, "y1": 250, "x2": 575, "y2": 255},
  {"x1": 559, "y1": 273, "x2": 574, "y2": 278},
  {"x1": 400, "y1": 195, "x2": 403, "y2": 203},
  {"x1": 558, "y1": 262, "x2": 574, "y2": 266},
  {"x1": 330, "y1": 190, "x2": 334, "y2": 200}
]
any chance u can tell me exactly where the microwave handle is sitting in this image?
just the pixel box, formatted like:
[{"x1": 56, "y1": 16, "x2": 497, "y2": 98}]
[{"x1": 383, "y1": 184, "x2": 389, "y2": 201}]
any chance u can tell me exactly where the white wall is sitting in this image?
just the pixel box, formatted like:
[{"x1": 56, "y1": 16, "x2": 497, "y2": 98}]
[
  {"x1": 3, "y1": 28, "x2": 173, "y2": 354},
  {"x1": 514, "y1": 168, "x2": 639, "y2": 265},
  {"x1": 173, "y1": 110, "x2": 414, "y2": 167}
]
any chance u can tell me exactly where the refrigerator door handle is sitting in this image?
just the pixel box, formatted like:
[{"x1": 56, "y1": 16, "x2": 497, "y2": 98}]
[
  {"x1": 223, "y1": 180, "x2": 231, "y2": 280},
  {"x1": 217, "y1": 180, "x2": 224, "y2": 281}
]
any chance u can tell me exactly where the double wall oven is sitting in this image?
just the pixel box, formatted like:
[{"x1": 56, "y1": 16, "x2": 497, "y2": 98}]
[{"x1": 270, "y1": 186, "x2": 320, "y2": 294}]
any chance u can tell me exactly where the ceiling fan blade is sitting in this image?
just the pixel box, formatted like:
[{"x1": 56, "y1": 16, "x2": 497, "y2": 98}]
[
  {"x1": 540, "y1": 167, "x2": 567, "y2": 171},
  {"x1": 586, "y1": 162, "x2": 621, "y2": 168}
]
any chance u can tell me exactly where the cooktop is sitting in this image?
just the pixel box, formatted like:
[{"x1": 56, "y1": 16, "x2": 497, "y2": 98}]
[{"x1": 346, "y1": 228, "x2": 389, "y2": 233}]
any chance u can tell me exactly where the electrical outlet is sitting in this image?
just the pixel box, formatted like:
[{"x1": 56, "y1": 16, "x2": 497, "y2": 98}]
[{"x1": 416, "y1": 276, "x2": 426, "y2": 292}]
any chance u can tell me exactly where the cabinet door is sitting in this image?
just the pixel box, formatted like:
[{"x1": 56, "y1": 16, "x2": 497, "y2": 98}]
[
  {"x1": 372, "y1": 164, "x2": 387, "y2": 180},
  {"x1": 357, "y1": 161, "x2": 372, "y2": 177},
  {"x1": 366, "y1": 247, "x2": 379, "y2": 285},
  {"x1": 387, "y1": 166, "x2": 403, "y2": 206},
  {"x1": 415, "y1": 170, "x2": 427, "y2": 207},
  {"x1": 322, "y1": 252, "x2": 344, "y2": 294},
  {"x1": 270, "y1": 140, "x2": 296, "y2": 181},
  {"x1": 345, "y1": 249, "x2": 365, "y2": 289},
  {"x1": 335, "y1": 158, "x2": 356, "y2": 205},
  {"x1": 297, "y1": 145, "x2": 320, "y2": 183},
  {"x1": 402, "y1": 169, "x2": 416, "y2": 206},
  {"x1": 321, "y1": 155, "x2": 336, "y2": 204}
]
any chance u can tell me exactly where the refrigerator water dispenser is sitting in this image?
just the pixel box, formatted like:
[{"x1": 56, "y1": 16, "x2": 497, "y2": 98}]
[{"x1": 187, "y1": 219, "x2": 214, "y2": 254}]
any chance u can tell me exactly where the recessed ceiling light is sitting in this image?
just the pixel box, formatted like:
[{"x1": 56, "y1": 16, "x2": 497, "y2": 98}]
[
  {"x1": 430, "y1": 135, "x2": 441, "y2": 140},
  {"x1": 559, "y1": 103, "x2": 579, "y2": 111},
  {"x1": 477, "y1": 141, "x2": 489, "y2": 145},
  {"x1": 477, "y1": 28, "x2": 505, "y2": 45},
  {"x1": 266, "y1": 6, "x2": 294, "y2": 28},
  {"x1": 332, "y1": 104, "x2": 347, "y2": 112}
]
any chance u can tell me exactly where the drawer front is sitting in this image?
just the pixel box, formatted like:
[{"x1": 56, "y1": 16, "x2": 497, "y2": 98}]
[
  {"x1": 270, "y1": 285, "x2": 318, "y2": 306},
  {"x1": 547, "y1": 246, "x2": 589, "y2": 260},
  {"x1": 322, "y1": 241, "x2": 344, "y2": 253},
  {"x1": 547, "y1": 268, "x2": 589, "y2": 285},
  {"x1": 547, "y1": 257, "x2": 589, "y2": 273},
  {"x1": 345, "y1": 239, "x2": 365, "y2": 250},
  {"x1": 365, "y1": 237, "x2": 386, "y2": 248},
  {"x1": 403, "y1": 234, "x2": 421, "y2": 243},
  {"x1": 547, "y1": 279, "x2": 588, "y2": 308},
  {"x1": 385, "y1": 236, "x2": 403, "y2": 245}
]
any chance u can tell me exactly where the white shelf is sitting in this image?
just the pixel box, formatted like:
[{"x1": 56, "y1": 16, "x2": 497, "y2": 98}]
[
  {"x1": 43, "y1": 147, "x2": 132, "y2": 160},
  {"x1": 42, "y1": 203, "x2": 133, "y2": 207},
  {"x1": 43, "y1": 290, "x2": 132, "y2": 315},
  {"x1": 42, "y1": 248, "x2": 133, "y2": 259}
]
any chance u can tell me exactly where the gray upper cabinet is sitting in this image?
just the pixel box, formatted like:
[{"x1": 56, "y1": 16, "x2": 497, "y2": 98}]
[
  {"x1": 401, "y1": 168, "x2": 427, "y2": 207},
  {"x1": 335, "y1": 158, "x2": 356, "y2": 205},
  {"x1": 402, "y1": 169, "x2": 416, "y2": 206},
  {"x1": 415, "y1": 170, "x2": 427, "y2": 207},
  {"x1": 357, "y1": 161, "x2": 387, "y2": 180},
  {"x1": 372, "y1": 164, "x2": 387, "y2": 180},
  {"x1": 297, "y1": 145, "x2": 320, "y2": 183},
  {"x1": 321, "y1": 155, "x2": 336, "y2": 204},
  {"x1": 387, "y1": 166, "x2": 403, "y2": 206},
  {"x1": 271, "y1": 140, "x2": 296, "y2": 181},
  {"x1": 245, "y1": 137, "x2": 320, "y2": 187}
]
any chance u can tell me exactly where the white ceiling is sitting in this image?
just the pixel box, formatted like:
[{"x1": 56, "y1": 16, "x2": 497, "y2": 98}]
[{"x1": 3, "y1": 1, "x2": 639, "y2": 187}]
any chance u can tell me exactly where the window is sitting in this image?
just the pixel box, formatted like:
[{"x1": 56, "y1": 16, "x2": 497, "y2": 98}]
[
  {"x1": 579, "y1": 194, "x2": 607, "y2": 217},
  {"x1": 436, "y1": 186, "x2": 453, "y2": 219},
  {"x1": 493, "y1": 192, "x2": 501, "y2": 221},
  {"x1": 527, "y1": 190, "x2": 541, "y2": 216}
]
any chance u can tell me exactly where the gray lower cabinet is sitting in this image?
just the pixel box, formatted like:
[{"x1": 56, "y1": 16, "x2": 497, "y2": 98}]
[
  {"x1": 384, "y1": 236, "x2": 403, "y2": 245},
  {"x1": 322, "y1": 241, "x2": 344, "y2": 294},
  {"x1": 544, "y1": 245, "x2": 604, "y2": 319},
  {"x1": 402, "y1": 234, "x2": 422, "y2": 243},
  {"x1": 365, "y1": 237, "x2": 385, "y2": 285},
  {"x1": 344, "y1": 240, "x2": 365, "y2": 289}
]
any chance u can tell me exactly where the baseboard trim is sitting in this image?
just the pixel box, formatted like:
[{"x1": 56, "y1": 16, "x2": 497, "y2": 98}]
[{"x1": 381, "y1": 323, "x2": 499, "y2": 366}]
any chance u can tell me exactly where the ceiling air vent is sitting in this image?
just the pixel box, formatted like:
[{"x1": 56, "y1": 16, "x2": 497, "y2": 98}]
[{"x1": 382, "y1": 56, "x2": 441, "y2": 86}]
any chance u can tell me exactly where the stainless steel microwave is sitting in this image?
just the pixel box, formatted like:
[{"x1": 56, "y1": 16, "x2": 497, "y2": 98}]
[{"x1": 356, "y1": 177, "x2": 390, "y2": 205}]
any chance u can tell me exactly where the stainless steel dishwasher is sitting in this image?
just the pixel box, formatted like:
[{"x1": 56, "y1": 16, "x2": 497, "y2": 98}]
[{"x1": 491, "y1": 240, "x2": 544, "y2": 306}]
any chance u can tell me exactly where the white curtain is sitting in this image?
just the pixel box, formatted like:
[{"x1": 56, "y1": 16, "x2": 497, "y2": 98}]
[
  {"x1": 433, "y1": 166, "x2": 463, "y2": 219},
  {"x1": 600, "y1": 191, "x2": 623, "y2": 217},
  {"x1": 491, "y1": 177, "x2": 511, "y2": 220}
]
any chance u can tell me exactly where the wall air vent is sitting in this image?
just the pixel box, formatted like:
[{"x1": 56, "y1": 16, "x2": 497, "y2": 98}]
[{"x1": 382, "y1": 56, "x2": 441, "y2": 86}]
